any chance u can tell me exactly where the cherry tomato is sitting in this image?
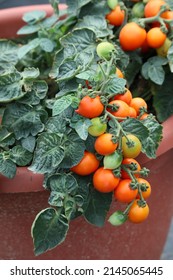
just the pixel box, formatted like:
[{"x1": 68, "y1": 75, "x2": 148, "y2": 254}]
[
  {"x1": 119, "y1": 22, "x2": 147, "y2": 51},
  {"x1": 113, "y1": 88, "x2": 132, "y2": 105},
  {"x1": 146, "y1": 27, "x2": 166, "y2": 48},
  {"x1": 128, "y1": 199, "x2": 149, "y2": 223},
  {"x1": 115, "y1": 68, "x2": 124, "y2": 78},
  {"x1": 71, "y1": 151, "x2": 99, "y2": 176},
  {"x1": 144, "y1": 0, "x2": 166, "y2": 18},
  {"x1": 96, "y1": 41, "x2": 115, "y2": 60},
  {"x1": 103, "y1": 150, "x2": 123, "y2": 169},
  {"x1": 94, "y1": 133, "x2": 118, "y2": 155},
  {"x1": 93, "y1": 167, "x2": 120, "y2": 193},
  {"x1": 121, "y1": 158, "x2": 141, "y2": 179},
  {"x1": 107, "y1": 100, "x2": 130, "y2": 118},
  {"x1": 129, "y1": 106, "x2": 137, "y2": 118},
  {"x1": 114, "y1": 179, "x2": 138, "y2": 203},
  {"x1": 137, "y1": 178, "x2": 151, "y2": 199},
  {"x1": 121, "y1": 134, "x2": 142, "y2": 158},
  {"x1": 130, "y1": 97, "x2": 147, "y2": 116},
  {"x1": 88, "y1": 117, "x2": 107, "y2": 137},
  {"x1": 132, "y1": 2, "x2": 145, "y2": 18},
  {"x1": 106, "y1": 5, "x2": 125, "y2": 26},
  {"x1": 107, "y1": 0, "x2": 118, "y2": 10},
  {"x1": 75, "y1": 95, "x2": 104, "y2": 118}
]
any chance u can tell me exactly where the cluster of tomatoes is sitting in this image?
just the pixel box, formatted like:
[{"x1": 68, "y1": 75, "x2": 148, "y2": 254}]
[
  {"x1": 106, "y1": 0, "x2": 173, "y2": 54},
  {"x1": 70, "y1": 60, "x2": 151, "y2": 225}
]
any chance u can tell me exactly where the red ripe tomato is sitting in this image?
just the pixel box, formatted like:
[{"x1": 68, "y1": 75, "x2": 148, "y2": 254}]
[
  {"x1": 121, "y1": 158, "x2": 141, "y2": 179},
  {"x1": 71, "y1": 151, "x2": 99, "y2": 176},
  {"x1": 107, "y1": 100, "x2": 130, "y2": 118},
  {"x1": 106, "y1": 5, "x2": 125, "y2": 26},
  {"x1": 114, "y1": 179, "x2": 138, "y2": 203},
  {"x1": 75, "y1": 95, "x2": 104, "y2": 118},
  {"x1": 119, "y1": 22, "x2": 147, "y2": 51},
  {"x1": 128, "y1": 199, "x2": 149, "y2": 223},
  {"x1": 93, "y1": 167, "x2": 120, "y2": 193},
  {"x1": 94, "y1": 133, "x2": 118, "y2": 155}
]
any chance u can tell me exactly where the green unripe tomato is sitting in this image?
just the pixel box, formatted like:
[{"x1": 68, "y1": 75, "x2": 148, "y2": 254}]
[
  {"x1": 88, "y1": 117, "x2": 107, "y2": 136},
  {"x1": 108, "y1": 210, "x2": 127, "y2": 226},
  {"x1": 132, "y1": 2, "x2": 145, "y2": 18},
  {"x1": 156, "y1": 38, "x2": 171, "y2": 57},
  {"x1": 103, "y1": 150, "x2": 123, "y2": 169},
  {"x1": 96, "y1": 41, "x2": 115, "y2": 60},
  {"x1": 107, "y1": 0, "x2": 118, "y2": 9}
]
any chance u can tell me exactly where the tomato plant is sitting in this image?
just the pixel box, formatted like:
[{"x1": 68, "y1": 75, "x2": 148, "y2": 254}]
[{"x1": 0, "y1": 0, "x2": 165, "y2": 256}]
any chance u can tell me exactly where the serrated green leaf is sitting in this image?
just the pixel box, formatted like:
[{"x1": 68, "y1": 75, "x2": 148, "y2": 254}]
[
  {"x1": 52, "y1": 96, "x2": 73, "y2": 116},
  {"x1": 141, "y1": 116, "x2": 163, "y2": 158},
  {"x1": 66, "y1": 0, "x2": 91, "y2": 15},
  {"x1": 148, "y1": 65, "x2": 165, "y2": 85},
  {"x1": 22, "y1": 67, "x2": 40, "y2": 80},
  {"x1": 21, "y1": 136, "x2": 36, "y2": 152},
  {"x1": 0, "y1": 40, "x2": 19, "y2": 67},
  {"x1": 60, "y1": 132, "x2": 85, "y2": 168},
  {"x1": 31, "y1": 208, "x2": 69, "y2": 256},
  {"x1": 10, "y1": 145, "x2": 32, "y2": 166},
  {"x1": 0, "y1": 127, "x2": 15, "y2": 148},
  {"x1": 84, "y1": 187, "x2": 112, "y2": 227},
  {"x1": 0, "y1": 154, "x2": 16, "y2": 178},
  {"x1": 39, "y1": 38, "x2": 55, "y2": 52},
  {"x1": 22, "y1": 10, "x2": 47, "y2": 24},
  {"x1": 2, "y1": 103, "x2": 45, "y2": 140},
  {"x1": 104, "y1": 77, "x2": 126, "y2": 94},
  {"x1": 29, "y1": 132, "x2": 64, "y2": 173},
  {"x1": 121, "y1": 118, "x2": 149, "y2": 142},
  {"x1": 70, "y1": 115, "x2": 91, "y2": 140},
  {"x1": 0, "y1": 68, "x2": 24, "y2": 102},
  {"x1": 18, "y1": 39, "x2": 40, "y2": 59}
]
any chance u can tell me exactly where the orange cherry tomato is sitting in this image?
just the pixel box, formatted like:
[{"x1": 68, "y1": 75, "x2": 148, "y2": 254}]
[
  {"x1": 106, "y1": 5, "x2": 125, "y2": 26},
  {"x1": 114, "y1": 179, "x2": 138, "y2": 203},
  {"x1": 94, "y1": 133, "x2": 118, "y2": 155},
  {"x1": 130, "y1": 97, "x2": 147, "y2": 116},
  {"x1": 107, "y1": 100, "x2": 130, "y2": 118},
  {"x1": 75, "y1": 95, "x2": 104, "y2": 118},
  {"x1": 146, "y1": 27, "x2": 166, "y2": 48},
  {"x1": 121, "y1": 158, "x2": 141, "y2": 179},
  {"x1": 128, "y1": 199, "x2": 149, "y2": 223},
  {"x1": 113, "y1": 88, "x2": 132, "y2": 105},
  {"x1": 71, "y1": 151, "x2": 99, "y2": 176},
  {"x1": 93, "y1": 167, "x2": 120, "y2": 193}
]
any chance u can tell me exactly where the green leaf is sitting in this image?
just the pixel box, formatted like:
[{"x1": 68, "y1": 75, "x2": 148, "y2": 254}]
[
  {"x1": 49, "y1": 0, "x2": 60, "y2": 15},
  {"x1": 0, "y1": 154, "x2": 16, "y2": 178},
  {"x1": 31, "y1": 208, "x2": 69, "y2": 256},
  {"x1": 0, "y1": 127, "x2": 15, "y2": 148},
  {"x1": 84, "y1": 187, "x2": 112, "y2": 227},
  {"x1": 75, "y1": 15, "x2": 112, "y2": 37},
  {"x1": 22, "y1": 68, "x2": 40, "y2": 80},
  {"x1": 2, "y1": 103, "x2": 45, "y2": 140},
  {"x1": 22, "y1": 10, "x2": 47, "y2": 24},
  {"x1": 17, "y1": 25, "x2": 40, "y2": 35},
  {"x1": 18, "y1": 39, "x2": 40, "y2": 59},
  {"x1": 66, "y1": 0, "x2": 91, "y2": 15},
  {"x1": 52, "y1": 96, "x2": 73, "y2": 116},
  {"x1": 0, "y1": 40, "x2": 19, "y2": 67},
  {"x1": 46, "y1": 115, "x2": 67, "y2": 134},
  {"x1": 141, "y1": 56, "x2": 167, "y2": 85},
  {"x1": 121, "y1": 118, "x2": 149, "y2": 141},
  {"x1": 104, "y1": 77, "x2": 126, "y2": 94},
  {"x1": 70, "y1": 115, "x2": 91, "y2": 140},
  {"x1": 47, "y1": 173, "x2": 78, "y2": 194},
  {"x1": 29, "y1": 132, "x2": 64, "y2": 173},
  {"x1": 0, "y1": 68, "x2": 24, "y2": 102},
  {"x1": 21, "y1": 136, "x2": 36, "y2": 152},
  {"x1": 154, "y1": 73, "x2": 173, "y2": 122},
  {"x1": 141, "y1": 116, "x2": 163, "y2": 158},
  {"x1": 10, "y1": 145, "x2": 33, "y2": 166},
  {"x1": 60, "y1": 28, "x2": 96, "y2": 52},
  {"x1": 60, "y1": 132, "x2": 85, "y2": 168},
  {"x1": 167, "y1": 44, "x2": 173, "y2": 72},
  {"x1": 39, "y1": 38, "x2": 55, "y2": 52}
]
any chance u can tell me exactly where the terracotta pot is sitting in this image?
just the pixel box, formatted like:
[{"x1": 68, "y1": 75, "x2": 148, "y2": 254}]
[{"x1": 0, "y1": 5, "x2": 173, "y2": 260}]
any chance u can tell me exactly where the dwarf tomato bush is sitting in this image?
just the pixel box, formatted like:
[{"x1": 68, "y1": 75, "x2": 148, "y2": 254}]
[{"x1": 0, "y1": 0, "x2": 164, "y2": 256}]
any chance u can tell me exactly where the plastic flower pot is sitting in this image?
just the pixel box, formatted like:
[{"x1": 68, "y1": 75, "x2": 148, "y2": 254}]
[{"x1": 0, "y1": 5, "x2": 173, "y2": 260}]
